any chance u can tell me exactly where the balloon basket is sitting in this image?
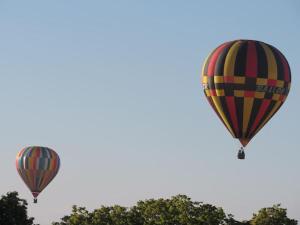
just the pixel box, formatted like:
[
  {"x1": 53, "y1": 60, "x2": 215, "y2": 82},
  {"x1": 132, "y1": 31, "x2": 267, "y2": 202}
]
[{"x1": 237, "y1": 147, "x2": 245, "y2": 160}]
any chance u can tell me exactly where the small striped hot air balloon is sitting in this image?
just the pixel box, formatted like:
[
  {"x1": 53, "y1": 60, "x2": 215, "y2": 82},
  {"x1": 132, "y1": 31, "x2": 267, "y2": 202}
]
[
  {"x1": 16, "y1": 146, "x2": 60, "y2": 203},
  {"x1": 202, "y1": 40, "x2": 291, "y2": 159}
]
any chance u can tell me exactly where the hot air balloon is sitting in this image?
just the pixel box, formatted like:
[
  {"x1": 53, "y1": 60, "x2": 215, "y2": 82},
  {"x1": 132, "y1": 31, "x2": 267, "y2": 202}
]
[
  {"x1": 16, "y1": 146, "x2": 60, "y2": 203},
  {"x1": 202, "y1": 40, "x2": 291, "y2": 159}
]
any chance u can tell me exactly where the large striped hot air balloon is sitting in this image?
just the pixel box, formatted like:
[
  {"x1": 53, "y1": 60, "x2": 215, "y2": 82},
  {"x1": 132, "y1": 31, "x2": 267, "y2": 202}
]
[
  {"x1": 16, "y1": 146, "x2": 60, "y2": 203},
  {"x1": 202, "y1": 40, "x2": 291, "y2": 159}
]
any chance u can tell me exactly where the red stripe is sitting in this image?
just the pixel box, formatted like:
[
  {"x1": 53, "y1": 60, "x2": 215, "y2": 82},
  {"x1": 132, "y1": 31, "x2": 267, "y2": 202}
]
[
  {"x1": 245, "y1": 41, "x2": 257, "y2": 77},
  {"x1": 267, "y1": 79, "x2": 277, "y2": 86},
  {"x1": 225, "y1": 96, "x2": 239, "y2": 135},
  {"x1": 207, "y1": 42, "x2": 230, "y2": 76},
  {"x1": 32, "y1": 148, "x2": 40, "y2": 170},
  {"x1": 224, "y1": 76, "x2": 234, "y2": 83},
  {"x1": 279, "y1": 95, "x2": 286, "y2": 101},
  {"x1": 51, "y1": 157, "x2": 56, "y2": 171},
  {"x1": 18, "y1": 148, "x2": 26, "y2": 158},
  {"x1": 32, "y1": 192, "x2": 40, "y2": 198},
  {"x1": 210, "y1": 89, "x2": 217, "y2": 96},
  {"x1": 249, "y1": 99, "x2": 271, "y2": 136},
  {"x1": 244, "y1": 91, "x2": 255, "y2": 97},
  {"x1": 37, "y1": 148, "x2": 41, "y2": 157}
]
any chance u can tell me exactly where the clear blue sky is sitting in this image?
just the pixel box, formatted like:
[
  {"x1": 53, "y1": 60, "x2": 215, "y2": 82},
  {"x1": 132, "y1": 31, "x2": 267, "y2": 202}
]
[{"x1": 0, "y1": 1, "x2": 299, "y2": 224}]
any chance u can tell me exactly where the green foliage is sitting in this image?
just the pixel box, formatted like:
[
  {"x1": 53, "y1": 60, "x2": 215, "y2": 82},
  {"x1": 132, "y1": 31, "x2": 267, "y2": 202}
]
[
  {"x1": 0, "y1": 191, "x2": 34, "y2": 225},
  {"x1": 52, "y1": 196, "x2": 298, "y2": 225},
  {"x1": 52, "y1": 195, "x2": 237, "y2": 225},
  {"x1": 250, "y1": 204, "x2": 297, "y2": 225},
  {"x1": 52, "y1": 206, "x2": 91, "y2": 225},
  {"x1": 225, "y1": 214, "x2": 250, "y2": 225},
  {"x1": 0, "y1": 192, "x2": 297, "y2": 225}
]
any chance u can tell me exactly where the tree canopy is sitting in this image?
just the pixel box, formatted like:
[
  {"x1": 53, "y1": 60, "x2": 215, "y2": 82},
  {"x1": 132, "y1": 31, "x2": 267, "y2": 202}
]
[
  {"x1": 0, "y1": 191, "x2": 34, "y2": 225},
  {"x1": 0, "y1": 192, "x2": 297, "y2": 225},
  {"x1": 250, "y1": 204, "x2": 297, "y2": 225},
  {"x1": 53, "y1": 195, "x2": 297, "y2": 225}
]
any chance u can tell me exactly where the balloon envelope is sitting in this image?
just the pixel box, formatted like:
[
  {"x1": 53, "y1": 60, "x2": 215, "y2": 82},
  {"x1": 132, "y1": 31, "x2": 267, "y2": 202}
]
[
  {"x1": 202, "y1": 40, "x2": 291, "y2": 147},
  {"x1": 16, "y1": 146, "x2": 60, "y2": 199}
]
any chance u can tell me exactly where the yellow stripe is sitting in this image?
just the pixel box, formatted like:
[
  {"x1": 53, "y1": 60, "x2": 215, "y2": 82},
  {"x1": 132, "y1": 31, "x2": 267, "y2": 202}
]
[
  {"x1": 26, "y1": 170, "x2": 35, "y2": 190},
  {"x1": 201, "y1": 55, "x2": 210, "y2": 75},
  {"x1": 260, "y1": 43, "x2": 277, "y2": 80},
  {"x1": 234, "y1": 76, "x2": 245, "y2": 84},
  {"x1": 272, "y1": 94, "x2": 280, "y2": 101},
  {"x1": 201, "y1": 54, "x2": 211, "y2": 83},
  {"x1": 28, "y1": 158, "x2": 33, "y2": 170},
  {"x1": 254, "y1": 92, "x2": 265, "y2": 99},
  {"x1": 234, "y1": 90, "x2": 244, "y2": 97},
  {"x1": 205, "y1": 90, "x2": 211, "y2": 96},
  {"x1": 224, "y1": 41, "x2": 242, "y2": 76},
  {"x1": 251, "y1": 101, "x2": 282, "y2": 138},
  {"x1": 242, "y1": 97, "x2": 254, "y2": 137},
  {"x1": 214, "y1": 76, "x2": 224, "y2": 83},
  {"x1": 216, "y1": 89, "x2": 225, "y2": 96},
  {"x1": 210, "y1": 96, "x2": 235, "y2": 136},
  {"x1": 256, "y1": 78, "x2": 268, "y2": 85},
  {"x1": 40, "y1": 171, "x2": 48, "y2": 190},
  {"x1": 276, "y1": 80, "x2": 284, "y2": 88}
]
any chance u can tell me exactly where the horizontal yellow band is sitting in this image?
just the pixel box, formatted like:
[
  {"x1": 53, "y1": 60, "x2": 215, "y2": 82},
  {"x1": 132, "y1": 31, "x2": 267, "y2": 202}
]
[
  {"x1": 202, "y1": 75, "x2": 290, "y2": 89},
  {"x1": 234, "y1": 90, "x2": 244, "y2": 97}
]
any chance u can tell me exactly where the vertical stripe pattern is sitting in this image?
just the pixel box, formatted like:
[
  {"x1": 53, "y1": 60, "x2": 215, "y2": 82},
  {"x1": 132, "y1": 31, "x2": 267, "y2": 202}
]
[
  {"x1": 202, "y1": 40, "x2": 291, "y2": 147},
  {"x1": 16, "y1": 146, "x2": 60, "y2": 198}
]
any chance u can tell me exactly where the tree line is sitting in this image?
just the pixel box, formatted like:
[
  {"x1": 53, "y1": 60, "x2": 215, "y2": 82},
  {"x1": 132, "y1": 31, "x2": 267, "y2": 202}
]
[{"x1": 0, "y1": 192, "x2": 297, "y2": 225}]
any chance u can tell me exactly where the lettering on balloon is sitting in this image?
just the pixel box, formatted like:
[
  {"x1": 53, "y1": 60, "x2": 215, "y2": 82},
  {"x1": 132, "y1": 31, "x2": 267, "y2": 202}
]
[{"x1": 256, "y1": 85, "x2": 287, "y2": 95}]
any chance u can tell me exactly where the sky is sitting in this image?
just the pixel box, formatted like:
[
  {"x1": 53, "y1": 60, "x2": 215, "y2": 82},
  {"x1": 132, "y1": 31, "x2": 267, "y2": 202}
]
[{"x1": 0, "y1": 0, "x2": 299, "y2": 224}]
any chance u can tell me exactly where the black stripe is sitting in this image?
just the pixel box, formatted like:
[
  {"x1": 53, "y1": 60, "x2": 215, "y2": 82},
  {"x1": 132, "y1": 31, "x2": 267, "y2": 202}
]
[
  {"x1": 245, "y1": 98, "x2": 262, "y2": 138},
  {"x1": 270, "y1": 47, "x2": 284, "y2": 81},
  {"x1": 214, "y1": 42, "x2": 234, "y2": 75},
  {"x1": 280, "y1": 52, "x2": 291, "y2": 82},
  {"x1": 235, "y1": 97, "x2": 244, "y2": 138},
  {"x1": 234, "y1": 41, "x2": 248, "y2": 76},
  {"x1": 207, "y1": 75, "x2": 216, "y2": 91},
  {"x1": 206, "y1": 81, "x2": 258, "y2": 93},
  {"x1": 264, "y1": 91, "x2": 274, "y2": 99},
  {"x1": 24, "y1": 158, "x2": 28, "y2": 169},
  {"x1": 248, "y1": 101, "x2": 282, "y2": 140},
  {"x1": 219, "y1": 96, "x2": 237, "y2": 137},
  {"x1": 245, "y1": 77, "x2": 257, "y2": 91},
  {"x1": 223, "y1": 83, "x2": 234, "y2": 96},
  {"x1": 255, "y1": 42, "x2": 268, "y2": 78}
]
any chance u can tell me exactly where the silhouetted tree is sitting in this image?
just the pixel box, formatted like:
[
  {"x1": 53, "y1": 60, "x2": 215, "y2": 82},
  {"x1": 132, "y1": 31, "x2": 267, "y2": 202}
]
[{"x1": 0, "y1": 191, "x2": 34, "y2": 225}]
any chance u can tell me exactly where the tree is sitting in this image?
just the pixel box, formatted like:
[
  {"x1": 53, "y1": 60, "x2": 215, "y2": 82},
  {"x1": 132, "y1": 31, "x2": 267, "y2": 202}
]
[
  {"x1": 52, "y1": 206, "x2": 91, "y2": 225},
  {"x1": 53, "y1": 194, "x2": 232, "y2": 225},
  {"x1": 225, "y1": 214, "x2": 250, "y2": 225},
  {"x1": 52, "y1": 205, "x2": 131, "y2": 225},
  {"x1": 52, "y1": 196, "x2": 298, "y2": 225},
  {"x1": 0, "y1": 191, "x2": 34, "y2": 225},
  {"x1": 250, "y1": 204, "x2": 297, "y2": 225}
]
